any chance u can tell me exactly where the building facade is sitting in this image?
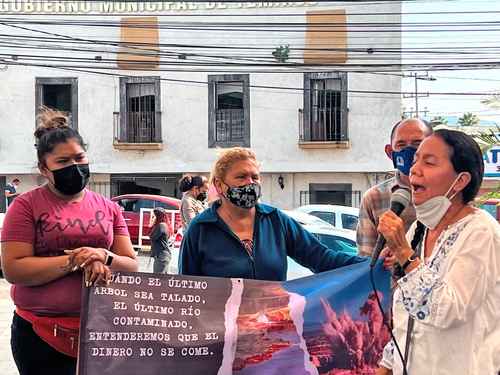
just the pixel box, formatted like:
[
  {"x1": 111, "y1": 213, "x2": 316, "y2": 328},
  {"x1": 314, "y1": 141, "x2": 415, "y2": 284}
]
[{"x1": 0, "y1": 1, "x2": 402, "y2": 212}]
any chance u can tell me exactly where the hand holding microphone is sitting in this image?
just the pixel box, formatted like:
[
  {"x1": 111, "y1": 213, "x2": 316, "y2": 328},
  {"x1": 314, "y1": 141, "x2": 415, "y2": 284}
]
[{"x1": 370, "y1": 189, "x2": 411, "y2": 268}]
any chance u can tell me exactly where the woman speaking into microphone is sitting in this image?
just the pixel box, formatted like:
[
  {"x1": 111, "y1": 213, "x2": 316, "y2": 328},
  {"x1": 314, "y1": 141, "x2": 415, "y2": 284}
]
[{"x1": 376, "y1": 129, "x2": 500, "y2": 375}]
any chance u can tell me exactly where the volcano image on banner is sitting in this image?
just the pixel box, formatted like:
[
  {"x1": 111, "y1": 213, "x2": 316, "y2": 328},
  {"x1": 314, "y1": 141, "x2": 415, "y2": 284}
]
[{"x1": 226, "y1": 262, "x2": 392, "y2": 375}]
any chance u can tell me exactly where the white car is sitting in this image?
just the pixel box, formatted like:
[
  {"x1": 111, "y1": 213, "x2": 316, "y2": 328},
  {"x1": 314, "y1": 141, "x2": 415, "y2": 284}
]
[
  {"x1": 282, "y1": 210, "x2": 334, "y2": 230},
  {"x1": 286, "y1": 223, "x2": 359, "y2": 280},
  {"x1": 295, "y1": 204, "x2": 359, "y2": 231}
]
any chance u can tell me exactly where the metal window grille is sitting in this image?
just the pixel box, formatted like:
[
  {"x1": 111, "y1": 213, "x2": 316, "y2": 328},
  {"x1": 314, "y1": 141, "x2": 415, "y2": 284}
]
[
  {"x1": 299, "y1": 190, "x2": 361, "y2": 208},
  {"x1": 126, "y1": 82, "x2": 156, "y2": 143},
  {"x1": 310, "y1": 78, "x2": 343, "y2": 141},
  {"x1": 215, "y1": 108, "x2": 245, "y2": 142}
]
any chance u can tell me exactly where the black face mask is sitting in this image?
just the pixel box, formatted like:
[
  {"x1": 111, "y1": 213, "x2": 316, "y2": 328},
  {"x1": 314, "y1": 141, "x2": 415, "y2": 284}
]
[
  {"x1": 50, "y1": 163, "x2": 90, "y2": 196},
  {"x1": 224, "y1": 182, "x2": 261, "y2": 209},
  {"x1": 196, "y1": 191, "x2": 208, "y2": 202}
]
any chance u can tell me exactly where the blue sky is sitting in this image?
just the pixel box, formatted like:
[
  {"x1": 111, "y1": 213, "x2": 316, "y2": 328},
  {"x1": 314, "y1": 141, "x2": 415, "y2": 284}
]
[{"x1": 402, "y1": 0, "x2": 500, "y2": 124}]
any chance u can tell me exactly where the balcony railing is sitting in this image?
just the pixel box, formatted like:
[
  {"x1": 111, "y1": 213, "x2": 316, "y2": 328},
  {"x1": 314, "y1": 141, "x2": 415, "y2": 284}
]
[
  {"x1": 113, "y1": 111, "x2": 162, "y2": 144},
  {"x1": 215, "y1": 108, "x2": 245, "y2": 142},
  {"x1": 298, "y1": 108, "x2": 347, "y2": 143}
]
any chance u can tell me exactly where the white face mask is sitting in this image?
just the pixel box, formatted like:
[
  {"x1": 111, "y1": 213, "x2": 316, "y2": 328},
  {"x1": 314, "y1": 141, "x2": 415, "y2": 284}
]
[{"x1": 415, "y1": 173, "x2": 463, "y2": 230}]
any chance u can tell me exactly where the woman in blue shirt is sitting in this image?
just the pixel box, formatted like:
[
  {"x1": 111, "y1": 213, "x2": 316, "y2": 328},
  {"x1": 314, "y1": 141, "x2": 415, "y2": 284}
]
[{"x1": 179, "y1": 147, "x2": 366, "y2": 281}]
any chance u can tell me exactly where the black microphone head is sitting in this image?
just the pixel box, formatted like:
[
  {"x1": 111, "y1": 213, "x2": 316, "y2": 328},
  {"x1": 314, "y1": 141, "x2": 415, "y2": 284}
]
[{"x1": 390, "y1": 189, "x2": 411, "y2": 215}]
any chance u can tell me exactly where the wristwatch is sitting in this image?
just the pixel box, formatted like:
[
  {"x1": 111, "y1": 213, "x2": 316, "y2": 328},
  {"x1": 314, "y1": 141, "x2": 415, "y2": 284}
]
[
  {"x1": 104, "y1": 250, "x2": 114, "y2": 266},
  {"x1": 401, "y1": 252, "x2": 418, "y2": 273}
]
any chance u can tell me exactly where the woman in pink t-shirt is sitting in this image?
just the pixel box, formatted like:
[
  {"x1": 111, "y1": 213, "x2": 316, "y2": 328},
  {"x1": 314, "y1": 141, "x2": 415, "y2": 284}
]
[{"x1": 0, "y1": 107, "x2": 138, "y2": 375}]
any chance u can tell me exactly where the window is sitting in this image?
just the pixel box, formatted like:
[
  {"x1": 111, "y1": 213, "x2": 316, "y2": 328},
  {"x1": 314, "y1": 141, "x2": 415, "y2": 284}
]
[
  {"x1": 118, "y1": 77, "x2": 161, "y2": 143},
  {"x1": 302, "y1": 72, "x2": 348, "y2": 142},
  {"x1": 133, "y1": 199, "x2": 155, "y2": 212},
  {"x1": 154, "y1": 201, "x2": 178, "y2": 211},
  {"x1": 341, "y1": 213, "x2": 358, "y2": 231},
  {"x1": 314, "y1": 234, "x2": 356, "y2": 255},
  {"x1": 35, "y1": 77, "x2": 78, "y2": 129},
  {"x1": 208, "y1": 74, "x2": 250, "y2": 148},
  {"x1": 310, "y1": 211, "x2": 336, "y2": 227},
  {"x1": 116, "y1": 198, "x2": 137, "y2": 212},
  {"x1": 111, "y1": 174, "x2": 181, "y2": 198},
  {"x1": 308, "y1": 183, "x2": 353, "y2": 206}
]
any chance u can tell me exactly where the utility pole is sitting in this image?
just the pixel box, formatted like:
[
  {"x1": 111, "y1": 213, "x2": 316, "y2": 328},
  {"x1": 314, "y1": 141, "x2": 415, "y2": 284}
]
[
  {"x1": 402, "y1": 72, "x2": 436, "y2": 118},
  {"x1": 402, "y1": 106, "x2": 430, "y2": 119}
]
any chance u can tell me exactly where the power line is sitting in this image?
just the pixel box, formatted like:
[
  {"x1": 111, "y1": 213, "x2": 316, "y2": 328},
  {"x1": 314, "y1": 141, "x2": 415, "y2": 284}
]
[
  {"x1": 0, "y1": 9, "x2": 499, "y2": 17},
  {"x1": 4, "y1": 18, "x2": 500, "y2": 33},
  {"x1": 1, "y1": 58, "x2": 499, "y2": 97}
]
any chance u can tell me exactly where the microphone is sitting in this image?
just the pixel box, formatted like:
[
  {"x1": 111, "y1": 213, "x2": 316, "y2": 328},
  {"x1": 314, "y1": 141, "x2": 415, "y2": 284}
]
[{"x1": 370, "y1": 189, "x2": 412, "y2": 268}]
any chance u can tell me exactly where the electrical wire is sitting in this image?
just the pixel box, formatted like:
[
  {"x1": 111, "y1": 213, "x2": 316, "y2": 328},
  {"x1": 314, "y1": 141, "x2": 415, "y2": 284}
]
[
  {"x1": 1, "y1": 57, "x2": 499, "y2": 98},
  {"x1": 369, "y1": 267, "x2": 408, "y2": 375}
]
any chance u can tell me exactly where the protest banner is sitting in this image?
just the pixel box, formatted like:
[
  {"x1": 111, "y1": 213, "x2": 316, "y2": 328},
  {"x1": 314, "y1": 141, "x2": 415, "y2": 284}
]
[{"x1": 78, "y1": 261, "x2": 391, "y2": 374}]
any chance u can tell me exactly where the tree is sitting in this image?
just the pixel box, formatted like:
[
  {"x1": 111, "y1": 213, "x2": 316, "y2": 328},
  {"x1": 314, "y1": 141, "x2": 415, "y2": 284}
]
[
  {"x1": 481, "y1": 94, "x2": 500, "y2": 109},
  {"x1": 430, "y1": 116, "x2": 448, "y2": 127},
  {"x1": 474, "y1": 125, "x2": 500, "y2": 153},
  {"x1": 458, "y1": 112, "x2": 480, "y2": 127}
]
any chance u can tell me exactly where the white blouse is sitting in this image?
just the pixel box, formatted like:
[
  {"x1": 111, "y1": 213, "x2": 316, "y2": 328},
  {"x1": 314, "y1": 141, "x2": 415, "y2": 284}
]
[{"x1": 380, "y1": 209, "x2": 500, "y2": 375}]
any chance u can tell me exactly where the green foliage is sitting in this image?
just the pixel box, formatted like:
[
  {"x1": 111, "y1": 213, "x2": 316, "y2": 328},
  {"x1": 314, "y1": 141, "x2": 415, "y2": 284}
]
[
  {"x1": 272, "y1": 45, "x2": 290, "y2": 63},
  {"x1": 473, "y1": 125, "x2": 500, "y2": 153},
  {"x1": 476, "y1": 187, "x2": 500, "y2": 206},
  {"x1": 458, "y1": 112, "x2": 480, "y2": 127},
  {"x1": 481, "y1": 94, "x2": 500, "y2": 109},
  {"x1": 430, "y1": 116, "x2": 448, "y2": 127}
]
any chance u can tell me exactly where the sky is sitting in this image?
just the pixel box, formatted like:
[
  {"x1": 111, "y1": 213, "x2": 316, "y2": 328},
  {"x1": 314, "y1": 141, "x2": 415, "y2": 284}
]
[{"x1": 402, "y1": 0, "x2": 500, "y2": 124}]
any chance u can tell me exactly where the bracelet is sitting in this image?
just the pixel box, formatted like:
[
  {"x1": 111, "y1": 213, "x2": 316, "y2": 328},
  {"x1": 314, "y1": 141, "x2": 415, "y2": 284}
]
[{"x1": 401, "y1": 252, "x2": 418, "y2": 273}]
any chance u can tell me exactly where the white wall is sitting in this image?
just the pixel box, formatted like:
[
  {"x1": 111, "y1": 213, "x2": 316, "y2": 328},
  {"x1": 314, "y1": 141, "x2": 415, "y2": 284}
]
[
  {"x1": 0, "y1": 69, "x2": 400, "y2": 174},
  {"x1": 0, "y1": 2, "x2": 401, "y2": 178}
]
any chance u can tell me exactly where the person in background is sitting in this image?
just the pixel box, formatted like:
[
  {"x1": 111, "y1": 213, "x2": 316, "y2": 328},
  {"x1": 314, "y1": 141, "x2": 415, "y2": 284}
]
[
  {"x1": 0, "y1": 107, "x2": 138, "y2": 375},
  {"x1": 180, "y1": 147, "x2": 366, "y2": 281},
  {"x1": 150, "y1": 207, "x2": 173, "y2": 274},
  {"x1": 5, "y1": 178, "x2": 20, "y2": 208},
  {"x1": 376, "y1": 130, "x2": 500, "y2": 375},
  {"x1": 357, "y1": 118, "x2": 433, "y2": 257},
  {"x1": 179, "y1": 174, "x2": 209, "y2": 229}
]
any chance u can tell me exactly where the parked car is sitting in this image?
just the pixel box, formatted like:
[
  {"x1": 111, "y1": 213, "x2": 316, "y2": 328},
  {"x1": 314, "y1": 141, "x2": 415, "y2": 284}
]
[
  {"x1": 282, "y1": 210, "x2": 359, "y2": 280},
  {"x1": 111, "y1": 194, "x2": 182, "y2": 249},
  {"x1": 295, "y1": 204, "x2": 359, "y2": 231},
  {"x1": 281, "y1": 210, "x2": 334, "y2": 230},
  {"x1": 286, "y1": 224, "x2": 359, "y2": 280}
]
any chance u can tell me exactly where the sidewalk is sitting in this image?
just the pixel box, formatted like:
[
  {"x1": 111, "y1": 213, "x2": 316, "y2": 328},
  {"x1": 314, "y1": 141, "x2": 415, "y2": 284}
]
[
  {"x1": 0, "y1": 278, "x2": 16, "y2": 375},
  {"x1": 0, "y1": 255, "x2": 155, "y2": 374}
]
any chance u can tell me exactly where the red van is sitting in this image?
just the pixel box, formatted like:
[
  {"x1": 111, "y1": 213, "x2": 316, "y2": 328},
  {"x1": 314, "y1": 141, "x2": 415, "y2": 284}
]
[{"x1": 111, "y1": 194, "x2": 182, "y2": 248}]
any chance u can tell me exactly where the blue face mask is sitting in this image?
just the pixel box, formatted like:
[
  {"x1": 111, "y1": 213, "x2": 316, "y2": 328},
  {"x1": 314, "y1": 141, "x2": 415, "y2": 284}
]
[{"x1": 392, "y1": 146, "x2": 417, "y2": 176}]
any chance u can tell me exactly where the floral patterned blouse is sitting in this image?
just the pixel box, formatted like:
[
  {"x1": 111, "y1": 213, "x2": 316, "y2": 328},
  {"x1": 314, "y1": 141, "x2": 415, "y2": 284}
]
[{"x1": 380, "y1": 209, "x2": 500, "y2": 375}]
